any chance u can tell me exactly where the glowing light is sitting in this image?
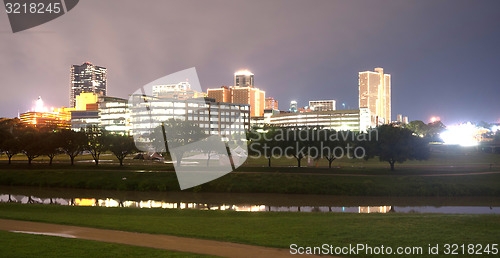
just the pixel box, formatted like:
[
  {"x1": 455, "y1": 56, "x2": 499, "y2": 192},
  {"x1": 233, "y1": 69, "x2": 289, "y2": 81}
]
[
  {"x1": 430, "y1": 116, "x2": 440, "y2": 123},
  {"x1": 440, "y1": 122, "x2": 480, "y2": 147},
  {"x1": 492, "y1": 125, "x2": 500, "y2": 132},
  {"x1": 74, "y1": 198, "x2": 96, "y2": 206},
  {"x1": 234, "y1": 70, "x2": 254, "y2": 76},
  {"x1": 34, "y1": 96, "x2": 49, "y2": 113}
]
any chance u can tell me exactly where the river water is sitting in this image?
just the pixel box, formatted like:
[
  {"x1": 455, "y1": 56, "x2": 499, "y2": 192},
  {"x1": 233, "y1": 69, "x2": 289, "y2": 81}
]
[{"x1": 1, "y1": 186, "x2": 499, "y2": 214}]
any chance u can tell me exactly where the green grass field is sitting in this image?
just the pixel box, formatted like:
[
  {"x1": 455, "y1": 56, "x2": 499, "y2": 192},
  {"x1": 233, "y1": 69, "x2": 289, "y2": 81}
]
[
  {"x1": 0, "y1": 230, "x2": 212, "y2": 257},
  {"x1": 1, "y1": 165, "x2": 499, "y2": 196},
  {"x1": 1, "y1": 145, "x2": 499, "y2": 169},
  {"x1": 0, "y1": 203, "x2": 498, "y2": 257},
  {"x1": 1, "y1": 150, "x2": 499, "y2": 196}
]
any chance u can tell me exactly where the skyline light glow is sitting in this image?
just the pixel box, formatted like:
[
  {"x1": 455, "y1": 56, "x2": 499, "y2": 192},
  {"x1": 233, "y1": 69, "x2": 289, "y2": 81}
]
[{"x1": 34, "y1": 97, "x2": 48, "y2": 113}]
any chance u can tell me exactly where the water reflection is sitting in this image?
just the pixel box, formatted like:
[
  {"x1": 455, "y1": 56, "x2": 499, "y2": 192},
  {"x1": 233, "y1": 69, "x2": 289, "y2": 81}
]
[
  {"x1": 2, "y1": 193, "x2": 498, "y2": 214},
  {"x1": 0, "y1": 194, "x2": 383, "y2": 213}
]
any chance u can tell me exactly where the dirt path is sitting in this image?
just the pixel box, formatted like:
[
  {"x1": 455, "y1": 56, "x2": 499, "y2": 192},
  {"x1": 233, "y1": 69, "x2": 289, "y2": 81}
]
[{"x1": 0, "y1": 218, "x2": 321, "y2": 258}]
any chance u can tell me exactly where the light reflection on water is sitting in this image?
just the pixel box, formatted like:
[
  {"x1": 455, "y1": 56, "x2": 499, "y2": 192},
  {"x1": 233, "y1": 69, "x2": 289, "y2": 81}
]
[{"x1": 1, "y1": 194, "x2": 499, "y2": 214}]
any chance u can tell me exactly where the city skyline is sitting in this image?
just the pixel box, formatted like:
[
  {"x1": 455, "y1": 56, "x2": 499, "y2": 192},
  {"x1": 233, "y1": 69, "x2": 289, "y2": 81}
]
[
  {"x1": 1, "y1": 0, "x2": 499, "y2": 125},
  {"x1": 0, "y1": 2, "x2": 497, "y2": 255}
]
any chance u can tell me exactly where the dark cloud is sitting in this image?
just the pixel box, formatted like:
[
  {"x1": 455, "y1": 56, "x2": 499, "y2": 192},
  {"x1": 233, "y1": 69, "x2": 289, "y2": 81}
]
[{"x1": 1, "y1": 0, "x2": 499, "y2": 125}]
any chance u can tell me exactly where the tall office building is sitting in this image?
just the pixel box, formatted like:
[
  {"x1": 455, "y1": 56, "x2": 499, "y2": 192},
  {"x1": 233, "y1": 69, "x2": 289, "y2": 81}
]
[
  {"x1": 265, "y1": 97, "x2": 279, "y2": 110},
  {"x1": 208, "y1": 85, "x2": 265, "y2": 117},
  {"x1": 207, "y1": 86, "x2": 232, "y2": 103},
  {"x1": 234, "y1": 70, "x2": 254, "y2": 87},
  {"x1": 231, "y1": 86, "x2": 265, "y2": 117},
  {"x1": 207, "y1": 70, "x2": 265, "y2": 117},
  {"x1": 358, "y1": 67, "x2": 391, "y2": 124},
  {"x1": 70, "y1": 62, "x2": 107, "y2": 108}
]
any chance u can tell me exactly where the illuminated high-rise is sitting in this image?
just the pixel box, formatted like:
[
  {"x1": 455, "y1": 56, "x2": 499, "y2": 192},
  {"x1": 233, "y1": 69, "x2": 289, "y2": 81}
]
[
  {"x1": 231, "y1": 86, "x2": 265, "y2": 117},
  {"x1": 234, "y1": 70, "x2": 254, "y2": 87},
  {"x1": 70, "y1": 62, "x2": 107, "y2": 108},
  {"x1": 206, "y1": 70, "x2": 265, "y2": 117},
  {"x1": 207, "y1": 86, "x2": 231, "y2": 103},
  {"x1": 359, "y1": 67, "x2": 391, "y2": 124},
  {"x1": 207, "y1": 85, "x2": 265, "y2": 117},
  {"x1": 265, "y1": 97, "x2": 279, "y2": 110}
]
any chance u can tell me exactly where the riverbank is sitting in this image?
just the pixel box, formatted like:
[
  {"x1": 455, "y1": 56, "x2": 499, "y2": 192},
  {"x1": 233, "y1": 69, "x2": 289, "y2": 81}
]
[
  {"x1": 1, "y1": 150, "x2": 499, "y2": 196},
  {"x1": 1, "y1": 166, "x2": 500, "y2": 196},
  {"x1": 0, "y1": 203, "x2": 499, "y2": 258}
]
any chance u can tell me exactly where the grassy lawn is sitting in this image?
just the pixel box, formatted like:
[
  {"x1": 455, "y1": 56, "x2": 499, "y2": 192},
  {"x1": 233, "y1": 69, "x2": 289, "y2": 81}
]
[
  {"x1": 1, "y1": 150, "x2": 499, "y2": 196},
  {"x1": 1, "y1": 147, "x2": 499, "y2": 169},
  {"x1": 1, "y1": 166, "x2": 500, "y2": 196},
  {"x1": 0, "y1": 230, "x2": 213, "y2": 257},
  {"x1": 0, "y1": 203, "x2": 498, "y2": 257},
  {"x1": 242, "y1": 147, "x2": 500, "y2": 168}
]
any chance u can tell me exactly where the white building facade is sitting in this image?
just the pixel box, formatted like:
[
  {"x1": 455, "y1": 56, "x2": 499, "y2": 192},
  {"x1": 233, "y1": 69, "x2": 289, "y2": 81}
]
[
  {"x1": 129, "y1": 96, "x2": 251, "y2": 139},
  {"x1": 267, "y1": 108, "x2": 373, "y2": 132},
  {"x1": 99, "y1": 96, "x2": 131, "y2": 135}
]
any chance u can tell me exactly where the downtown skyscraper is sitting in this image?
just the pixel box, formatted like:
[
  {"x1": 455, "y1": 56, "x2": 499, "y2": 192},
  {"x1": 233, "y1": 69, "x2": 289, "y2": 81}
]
[
  {"x1": 207, "y1": 70, "x2": 265, "y2": 117},
  {"x1": 234, "y1": 70, "x2": 254, "y2": 87},
  {"x1": 69, "y1": 62, "x2": 107, "y2": 108},
  {"x1": 359, "y1": 67, "x2": 391, "y2": 124}
]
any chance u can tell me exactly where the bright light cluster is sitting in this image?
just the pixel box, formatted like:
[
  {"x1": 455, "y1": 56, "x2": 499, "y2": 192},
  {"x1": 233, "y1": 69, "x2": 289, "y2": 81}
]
[
  {"x1": 234, "y1": 70, "x2": 254, "y2": 76},
  {"x1": 430, "y1": 116, "x2": 441, "y2": 123},
  {"x1": 34, "y1": 96, "x2": 48, "y2": 112},
  {"x1": 32, "y1": 96, "x2": 55, "y2": 113},
  {"x1": 440, "y1": 123, "x2": 480, "y2": 146}
]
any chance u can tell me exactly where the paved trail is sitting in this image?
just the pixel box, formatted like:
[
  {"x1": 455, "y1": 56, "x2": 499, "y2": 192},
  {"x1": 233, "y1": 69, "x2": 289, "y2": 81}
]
[{"x1": 0, "y1": 218, "x2": 321, "y2": 258}]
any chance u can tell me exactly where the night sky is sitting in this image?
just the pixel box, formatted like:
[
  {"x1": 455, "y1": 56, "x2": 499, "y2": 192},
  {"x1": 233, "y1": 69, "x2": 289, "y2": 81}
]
[{"x1": 1, "y1": 0, "x2": 499, "y2": 125}]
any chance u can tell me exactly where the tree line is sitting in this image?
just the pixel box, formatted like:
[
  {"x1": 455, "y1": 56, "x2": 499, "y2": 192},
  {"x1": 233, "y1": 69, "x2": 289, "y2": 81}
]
[
  {"x1": 0, "y1": 118, "x2": 137, "y2": 166},
  {"x1": 404, "y1": 120, "x2": 446, "y2": 141},
  {"x1": 248, "y1": 124, "x2": 430, "y2": 171},
  {"x1": 0, "y1": 117, "x2": 432, "y2": 170}
]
